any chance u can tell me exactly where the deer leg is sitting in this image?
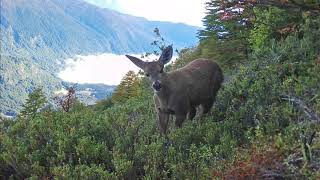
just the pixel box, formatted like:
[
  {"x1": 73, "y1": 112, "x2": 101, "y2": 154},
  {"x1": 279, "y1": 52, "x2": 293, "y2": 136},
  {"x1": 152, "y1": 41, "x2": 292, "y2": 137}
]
[
  {"x1": 158, "y1": 111, "x2": 170, "y2": 134},
  {"x1": 154, "y1": 95, "x2": 160, "y2": 111},
  {"x1": 175, "y1": 113, "x2": 187, "y2": 128},
  {"x1": 200, "y1": 99, "x2": 214, "y2": 115},
  {"x1": 187, "y1": 106, "x2": 196, "y2": 120}
]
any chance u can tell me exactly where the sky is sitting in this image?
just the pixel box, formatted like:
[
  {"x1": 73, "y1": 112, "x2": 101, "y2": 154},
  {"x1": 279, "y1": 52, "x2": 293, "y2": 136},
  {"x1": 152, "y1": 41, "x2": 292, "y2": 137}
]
[{"x1": 84, "y1": 0, "x2": 207, "y2": 27}]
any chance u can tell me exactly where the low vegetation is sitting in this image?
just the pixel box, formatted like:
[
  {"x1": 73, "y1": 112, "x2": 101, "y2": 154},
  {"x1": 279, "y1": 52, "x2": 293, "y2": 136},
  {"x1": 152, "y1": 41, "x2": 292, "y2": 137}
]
[{"x1": 1, "y1": 0, "x2": 320, "y2": 179}]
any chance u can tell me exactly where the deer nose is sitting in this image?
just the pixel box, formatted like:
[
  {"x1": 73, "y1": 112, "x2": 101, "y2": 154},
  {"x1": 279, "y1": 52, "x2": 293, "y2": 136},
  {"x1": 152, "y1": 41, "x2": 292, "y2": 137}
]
[{"x1": 152, "y1": 81, "x2": 161, "y2": 91}]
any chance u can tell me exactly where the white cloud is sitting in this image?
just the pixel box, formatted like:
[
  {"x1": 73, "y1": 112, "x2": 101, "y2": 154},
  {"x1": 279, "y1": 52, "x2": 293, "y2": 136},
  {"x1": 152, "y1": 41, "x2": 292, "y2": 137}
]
[
  {"x1": 58, "y1": 53, "x2": 176, "y2": 85},
  {"x1": 58, "y1": 54, "x2": 140, "y2": 85}
]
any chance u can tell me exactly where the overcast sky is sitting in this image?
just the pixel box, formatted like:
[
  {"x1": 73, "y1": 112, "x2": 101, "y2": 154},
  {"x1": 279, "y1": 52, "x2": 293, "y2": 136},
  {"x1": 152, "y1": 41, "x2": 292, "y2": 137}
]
[{"x1": 84, "y1": 0, "x2": 207, "y2": 27}]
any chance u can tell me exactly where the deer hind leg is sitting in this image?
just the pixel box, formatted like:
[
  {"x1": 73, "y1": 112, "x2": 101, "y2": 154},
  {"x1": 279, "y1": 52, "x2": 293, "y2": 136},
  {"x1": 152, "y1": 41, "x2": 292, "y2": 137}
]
[
  {"x1": 200, "y1": 99, "x2": 214, "y2": 115},
  {"x1": 187, "y1": 106, "x2": 196, "y2": 120}
]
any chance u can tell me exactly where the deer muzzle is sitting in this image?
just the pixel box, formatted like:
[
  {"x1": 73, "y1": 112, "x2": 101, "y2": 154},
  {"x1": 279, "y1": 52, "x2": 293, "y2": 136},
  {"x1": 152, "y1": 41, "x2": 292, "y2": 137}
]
[{"x1": 152, "y1": 81, "x2": 162, "y2": 91}]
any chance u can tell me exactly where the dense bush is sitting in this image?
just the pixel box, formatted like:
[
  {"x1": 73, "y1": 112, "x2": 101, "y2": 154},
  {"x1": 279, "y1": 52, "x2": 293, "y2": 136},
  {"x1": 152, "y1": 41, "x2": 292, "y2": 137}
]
[{"x1": 1, "y1": 1, "x2": 320, "y2": 179}]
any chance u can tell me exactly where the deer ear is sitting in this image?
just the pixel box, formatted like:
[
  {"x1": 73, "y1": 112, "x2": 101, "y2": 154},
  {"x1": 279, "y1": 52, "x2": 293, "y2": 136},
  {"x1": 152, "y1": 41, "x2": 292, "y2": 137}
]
[
  {"x1": 159, "y1": 45, "x2": 173, "y2": 65},
  {"x1": 125, "y1": 55, "x2": 145, "y2": 69}
]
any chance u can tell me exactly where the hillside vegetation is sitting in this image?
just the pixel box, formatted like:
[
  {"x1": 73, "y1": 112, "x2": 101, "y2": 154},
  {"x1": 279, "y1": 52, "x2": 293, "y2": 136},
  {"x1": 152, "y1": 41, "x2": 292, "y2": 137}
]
[
  {"x1": 1, "y1": 0, "x2": 320, "y2": 179},
  {"x1": 0, "y1": 0, "x2": 198, "y2": 115}
]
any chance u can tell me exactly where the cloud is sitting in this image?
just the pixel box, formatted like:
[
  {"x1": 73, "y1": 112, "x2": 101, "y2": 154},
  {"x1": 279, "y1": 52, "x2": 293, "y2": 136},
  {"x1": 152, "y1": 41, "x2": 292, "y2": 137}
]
[
  {"x1": 58, "y1": 54, "x2": 141, "y2": 85},
  {"x1": 58, "y1": 53, "x2": 176, "y2": 85},
  {"x1": 85, "y1": 0, "x2": 208, "y2": 27}
]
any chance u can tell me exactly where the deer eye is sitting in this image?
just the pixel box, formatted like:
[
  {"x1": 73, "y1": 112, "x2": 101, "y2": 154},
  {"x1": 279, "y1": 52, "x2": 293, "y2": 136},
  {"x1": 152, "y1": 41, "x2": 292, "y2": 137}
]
[{"x1": 146, "y1": 74, "x2": 150, "y2": 77}]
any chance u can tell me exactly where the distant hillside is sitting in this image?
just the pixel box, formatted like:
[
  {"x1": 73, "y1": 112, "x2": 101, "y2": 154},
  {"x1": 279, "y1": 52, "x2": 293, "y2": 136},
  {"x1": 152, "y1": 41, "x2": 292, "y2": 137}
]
[
  {"x1": 0, "y1": 0, "x2": 199, "y2": 115},
  {"x1": 71, "y1": 83, "x2": 116, "y2": 105},
  {"x1": 1, "y1": 0, "x2": 198, "y2": 61}
]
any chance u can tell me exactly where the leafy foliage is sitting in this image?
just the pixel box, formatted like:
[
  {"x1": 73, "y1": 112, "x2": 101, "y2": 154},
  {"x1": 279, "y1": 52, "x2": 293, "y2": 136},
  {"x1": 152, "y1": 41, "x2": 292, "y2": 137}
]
[
  {"x1": 20, "y1": 88, "x2": 47, "y2": 119},
  {"x1": 198, "y1": 0, "x2": 253, "y2": 69},
  {"x1": 111, "y1": 71, "x2": 143, "y2": 104},
  {"x1": 1, "y1": 0, "x2": 320, "y2": 179}
]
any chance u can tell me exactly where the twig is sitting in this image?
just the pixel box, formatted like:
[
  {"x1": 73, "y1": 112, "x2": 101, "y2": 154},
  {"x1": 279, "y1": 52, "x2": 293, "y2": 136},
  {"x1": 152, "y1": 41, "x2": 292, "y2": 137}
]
[
  {"x1": 308, "y1": 131, "x2": 316, "y2": 145},
  {"x1": 262, "y1": 172, "x2": 284, "y2": 178},
  {"x1": 280, "y1": 95, "x2": 320, "y2": 123},
  {"x1": 300, "y1": 131, "x2": 317, "y2": 163}
]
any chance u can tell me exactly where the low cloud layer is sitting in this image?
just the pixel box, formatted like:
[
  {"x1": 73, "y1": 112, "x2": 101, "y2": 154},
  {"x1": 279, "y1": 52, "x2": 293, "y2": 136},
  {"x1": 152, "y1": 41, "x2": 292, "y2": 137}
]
[{"x1": 58, "y1": 53, "x2": 174, "y2": 86}]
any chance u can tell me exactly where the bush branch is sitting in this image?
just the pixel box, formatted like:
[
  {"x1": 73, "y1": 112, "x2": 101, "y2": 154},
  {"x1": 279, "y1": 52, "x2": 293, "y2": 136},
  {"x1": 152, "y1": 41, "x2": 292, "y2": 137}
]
[{"x1": 280, "y1": 95, "x2": 320, "y2": 123}]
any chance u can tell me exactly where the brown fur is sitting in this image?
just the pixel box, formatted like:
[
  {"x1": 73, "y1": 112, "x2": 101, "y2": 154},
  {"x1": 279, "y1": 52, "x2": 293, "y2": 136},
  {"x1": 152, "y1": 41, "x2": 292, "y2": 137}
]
[
  {"x1": 126, "y1": 47, "x2": 223, "y2": 134},
  {"x1": 153, "y1": 59, "x2": 223, "y2": 133}
]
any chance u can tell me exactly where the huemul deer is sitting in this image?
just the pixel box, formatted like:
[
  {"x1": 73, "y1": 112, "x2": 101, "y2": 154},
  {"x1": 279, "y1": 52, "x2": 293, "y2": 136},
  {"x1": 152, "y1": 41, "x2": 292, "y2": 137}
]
[{"x1": 126, "y1": 46, "x2": 223, "y2": 134}]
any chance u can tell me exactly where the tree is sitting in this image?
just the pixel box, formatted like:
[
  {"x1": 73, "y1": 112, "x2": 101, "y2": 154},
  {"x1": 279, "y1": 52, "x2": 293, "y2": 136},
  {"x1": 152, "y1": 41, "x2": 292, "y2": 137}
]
[
  {"x1": 197, "y1": 0, "x2": 320, "y2": 68},
  {"x1": 112, "y1": 71, "x2": 142, "y2": 104},
  {"x1": 199, "y1": 0, "x2": 255, "y2": 40},
  {"x1": 198, "y1": 0, "x2": 255, "y2": 68},
  {"x1": 256, "y1": 0, "x2": 320, "y2": 14},
  {"x1": 93, "y1": 98, "x2": 113, "y2": 112},
  {"x1": 20, "y1": 88, "x2": 47, "y2": 119},
  {"x1": 54, "y1": 86, "x2": 77, "y2": 112}
]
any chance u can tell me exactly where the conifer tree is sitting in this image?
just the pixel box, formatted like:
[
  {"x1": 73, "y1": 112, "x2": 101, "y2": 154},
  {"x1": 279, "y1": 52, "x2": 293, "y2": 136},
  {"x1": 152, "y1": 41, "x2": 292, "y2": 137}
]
[
  {"x1": 112, "y1": 71, "x2": 141, "y2": 104},
  {"x1": 198, "y1": 0, "x2": 256, "y2": 68},
  {"x1": 20, "y1": 88, "x2": 47, "y2": 118}
]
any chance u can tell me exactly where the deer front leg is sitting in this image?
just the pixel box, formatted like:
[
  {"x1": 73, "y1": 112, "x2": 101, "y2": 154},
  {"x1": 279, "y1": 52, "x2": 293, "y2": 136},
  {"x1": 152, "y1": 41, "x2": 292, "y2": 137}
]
[
  {"x1": 154, "y1": 95, "x2": 170, "y2": 134},
  {"x1": 158, "y1": 111, "x2": 170, "y2": 134},
  {"x1": 154, "y1": 95, "x2": 160, "y2": 111},
  {"x1": 175, "y1": 113, "x2": 187, "y2": 128}
]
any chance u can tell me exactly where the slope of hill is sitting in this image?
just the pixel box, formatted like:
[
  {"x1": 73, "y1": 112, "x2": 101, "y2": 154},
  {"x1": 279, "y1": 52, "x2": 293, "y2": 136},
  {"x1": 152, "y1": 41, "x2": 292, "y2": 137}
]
[
  {"x1": 1, "y1": 0, "x2": 198, "y2": 60},
  {"x1": 0, "y1": 0, "x2": 199, "y2": 115},
  {"x1": 1, "y1": 1, "x2": 320, "y2": 179}
]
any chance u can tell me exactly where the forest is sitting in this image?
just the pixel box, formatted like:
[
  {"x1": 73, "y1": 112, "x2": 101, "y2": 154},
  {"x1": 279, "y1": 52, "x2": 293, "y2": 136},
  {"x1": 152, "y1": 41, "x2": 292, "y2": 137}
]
[{"x1": 1, "y1": 0, "x2": 320, "y2": 179}]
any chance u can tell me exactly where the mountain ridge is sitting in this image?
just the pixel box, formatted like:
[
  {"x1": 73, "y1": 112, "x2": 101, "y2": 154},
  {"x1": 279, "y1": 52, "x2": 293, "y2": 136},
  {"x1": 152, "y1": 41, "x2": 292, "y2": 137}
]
[{"x1": 0, "y1": 0, "x2": 199, "y2": 115}]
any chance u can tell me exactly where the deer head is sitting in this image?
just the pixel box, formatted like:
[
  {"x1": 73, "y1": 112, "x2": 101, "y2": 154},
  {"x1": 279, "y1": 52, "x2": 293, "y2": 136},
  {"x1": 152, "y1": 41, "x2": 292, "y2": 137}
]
[{"x1": 125, "y1": 46, "x2": 173, "y2": 92}]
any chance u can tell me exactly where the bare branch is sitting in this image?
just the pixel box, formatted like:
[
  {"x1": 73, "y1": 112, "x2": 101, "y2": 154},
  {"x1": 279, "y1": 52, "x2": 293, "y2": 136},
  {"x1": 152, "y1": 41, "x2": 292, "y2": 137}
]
[
  {"x1": 54, "y1": 85, "x2": 77, "y2": 112},
  {"x1": 280, "y1": 95, "x2": 320, "y2": 123},
  {"x1": 262, "y1": 171, "x2": 284, "y2": 178}
]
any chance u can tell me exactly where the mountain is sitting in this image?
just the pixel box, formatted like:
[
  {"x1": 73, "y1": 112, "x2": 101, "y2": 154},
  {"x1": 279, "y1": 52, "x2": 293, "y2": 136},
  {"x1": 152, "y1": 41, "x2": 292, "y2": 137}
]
[
  {"x1": 0, "y1": 0, "x2": 199, "y2": 115},
  {"x1": 1, "y1": 0, "x2": 198, "y2": 59},
  {"x1": 68, "y1": 83, "x2": 116, "y2": 105}
]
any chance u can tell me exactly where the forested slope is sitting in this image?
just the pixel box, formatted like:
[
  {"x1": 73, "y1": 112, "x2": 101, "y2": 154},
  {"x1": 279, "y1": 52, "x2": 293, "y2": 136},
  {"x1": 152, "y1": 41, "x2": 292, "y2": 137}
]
[
  {"x1": 1, "y1": 1, "x2": 320, "y2": 179},
  {"x1": 0, "y1": 0, "x2": 198, "y2": 115}
]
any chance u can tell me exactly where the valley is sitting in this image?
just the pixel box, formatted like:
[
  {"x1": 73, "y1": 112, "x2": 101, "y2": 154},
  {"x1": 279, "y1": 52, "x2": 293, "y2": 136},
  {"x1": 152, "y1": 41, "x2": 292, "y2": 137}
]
[{"x1": 0, "y1": 0, "x2": 198, "y2": 115}]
